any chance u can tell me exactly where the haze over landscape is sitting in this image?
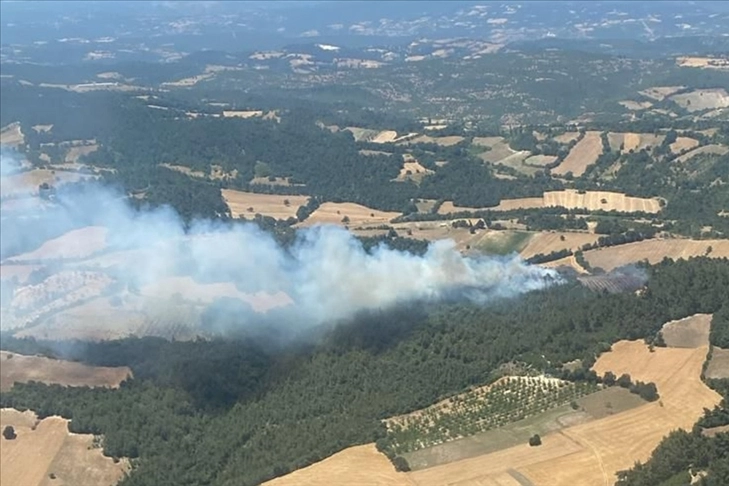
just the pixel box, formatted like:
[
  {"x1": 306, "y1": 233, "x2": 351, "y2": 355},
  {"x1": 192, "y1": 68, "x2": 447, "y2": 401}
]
[{"x1": 1, "y1": 2, "x2": 729, "y2": 486}]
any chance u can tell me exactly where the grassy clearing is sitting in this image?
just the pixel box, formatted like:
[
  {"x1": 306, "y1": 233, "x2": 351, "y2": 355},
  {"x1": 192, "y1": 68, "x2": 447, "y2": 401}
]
[{"x1": 474, "y1": 231, "x2": 531, "y2": 255}]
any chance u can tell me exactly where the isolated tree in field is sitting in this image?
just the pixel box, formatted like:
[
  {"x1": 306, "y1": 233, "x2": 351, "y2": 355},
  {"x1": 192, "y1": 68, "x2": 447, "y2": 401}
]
[
  {"x1": 603, "y1": 371, "x2": 616, "y2": 386},
  {"x1": 341, "y1": 215, "x2": 350, "y2": 224},
  {"x1": 528, "y1": 434, "x2": 541, "y2": 446},
  {"x1": 3, "y1": 425, "x2": 16, "y2": 440}
]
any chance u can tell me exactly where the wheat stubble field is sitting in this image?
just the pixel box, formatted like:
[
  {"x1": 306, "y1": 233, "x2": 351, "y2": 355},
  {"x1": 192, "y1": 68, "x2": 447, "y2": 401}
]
[{"x1": 264, "y1": 328, "x2": 719, "y2": 486}]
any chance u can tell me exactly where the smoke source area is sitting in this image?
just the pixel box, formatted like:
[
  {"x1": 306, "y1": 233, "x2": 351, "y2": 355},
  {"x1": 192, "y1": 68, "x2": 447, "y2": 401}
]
[{"x1": 0, "y1": 150, "x2": 561, "y2": 339}]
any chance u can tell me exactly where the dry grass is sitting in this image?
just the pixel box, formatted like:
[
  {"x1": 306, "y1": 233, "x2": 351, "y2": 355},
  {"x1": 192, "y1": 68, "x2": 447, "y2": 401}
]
[
  {"x1": 619, "y1": 101, "x2": 653, "y2": 111},
  {"x1": 524, "y1": 154, "x2": 557, "y2": 167},
  {"x1": 705, "y1": 348, "x2": 729, "y2": 380},
  {"x1": 0, "y1": 169, "x2": 90, "y2": 198},
  {"x1": 519, "y1": 232, "x2": 599, "y2": 259},
  {"x1": 552, "y1": 131, "x2": 603, "y2": 177},
  {"x1": 266, "y1": 335, "x2": 719, "y2": 486},
  {"x1": 406, "y1": 135, "x2": 465, "y2": 147},
  {"x1": 222, "y1": 189, "x2": 308, "y2": 220},
  {"x1": 544, "y1": 190, "x2": 661, "y2": 213},
  {"x1": 299, "y1": 202, "x2": 400, "y2": 227},
  {"x1": 659, "y1": 314, "x2": 711, "y2": 348},
  {"x1": 610, "y1": 133, "x2": 665, "y2": 153},
  {"x1": 0, "y1": 351, "x2": 131, "y2": 391},
  {"x1": 674, "y1": 144, "x2": 729, "y2": 163},
  {"x1": 552, "y1": 132, "x2": 580, "y2": 144},
  {"x1": 222, "y1": 110, "x2": 263, "y2": 118},
  {"x1": 584, "y1": 238, "x2": 729, "y2": 272},
  {"x1": 640, "y1": 86, "x2": 685, "y2": 101},
  {"x1": 670, "y1": 89, "x2": 729, "y2": 112},
  {"x1": 539, "y1": 255, "x2": 588, "y2": 274},
  {"x1": 397, "y1": 161, "x2": 434, "y2": 182},
  {"x1": 670, "y1": 137, "x2": 700, "y2": 154},
  {"x1": 676, "y1": 57, "x2": 729, "y2": 70},
  {"x1": 262, "y1": 444, "x2": 414, "y2": 486},
  {"x1": 438, "y1": 191, "x2": 659, "y2": 214},
  {"x1": 0, "y1": 123, "x2": 24, "y2": 146},
  {"x1": 0, "y1": 408, "x2": 129, "y2": 486},
  {"x1": 31, "y1": 124, "x2": 53, "y2": 133},
  {"x1": 9, "y1": 226, "x2": 108, "y2": 262}
]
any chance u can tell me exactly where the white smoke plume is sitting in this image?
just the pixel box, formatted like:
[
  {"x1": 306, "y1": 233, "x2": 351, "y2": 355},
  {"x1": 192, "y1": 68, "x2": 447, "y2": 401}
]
[{"x1": 0, "y1": 149, "x2": 561, "y2": 337}]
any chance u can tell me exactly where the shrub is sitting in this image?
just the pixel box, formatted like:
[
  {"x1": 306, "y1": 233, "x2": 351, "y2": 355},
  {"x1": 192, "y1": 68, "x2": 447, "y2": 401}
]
[
  {"x1": 528, "y1": 434, "x2": 542, "y2": 446},
  {"x1": 2, "y1": 425, "x2": 16, "y2": 440}
]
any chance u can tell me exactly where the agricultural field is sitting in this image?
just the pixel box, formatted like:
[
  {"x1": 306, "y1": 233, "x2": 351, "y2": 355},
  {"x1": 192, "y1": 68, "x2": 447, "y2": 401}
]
[
  {"x1": 405, "y1": 135, "x2": 464, "y2": 146},
  {"x1": 221, "y1": 190, "x2": 308, "y2": 220},
  {"x1": 552, "y1": 132, "x2": 580, "y2": 144},
  {"x1": 659, "y1": 313, "x2": 711, "y2": 348},
  {"x1": 676, "y1": 56, "x2": 729, "y2": 70},
  {"x1": 674, "y1": 144, "x2": 729, "y2": 163},
  {"x1": 543, "y1": 190, "x2": 661, "y2": 213},
  {"x1": 0, "y1": 123, "x2": 24, "y2": 146},
  {"x1": 705, "y1": 348, "x2": 729, "y2": 380},
  {"x1": 670, "y1": 88, "x2": 729, "y2": 112},
  {"x1": 385, "y1": 376, "x2": 601, "y2": 454},
  {"x1": 669, "y1": 136, "x2": 699, "y2": 154},
  {"x1": 397, "y1": 155, "x2": 434, "y2": 182},
  {"x1": 7, "y1": 226, "x2": 108, "y2": 262},
  {"x1": 0, "y1": 351, "x2": 131, "y2": 391},
  {"x1": 262, "y1": 444, "x2": 412, "y2": 486},
  {"x1": 0, "y1": 169, "x2": 91, "y2": 198},
  {"x1": 266, "y1": 336, "x2": 718, "y2": 486},
  {"x1": 583, "y1": 238, "x2": 729, "y2": 272},
  {"x1": 552, "y1": 131, "x2": 602, "y2": 177},
  {"x1": 0, "y1": 408, "x2": 129, "y2": 486},
  {"x1": 519, "y1": 232, "x2": 599, "y2": 260},
  {"x1": 607, "y1": 132, "x2": 664, "y2": 153},
  {"x1": 298, "y1": 202, "x2": 400, "y2": 227}
]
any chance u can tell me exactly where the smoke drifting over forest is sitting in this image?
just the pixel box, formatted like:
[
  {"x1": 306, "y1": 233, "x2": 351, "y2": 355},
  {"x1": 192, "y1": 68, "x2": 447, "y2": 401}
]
[{"x1": 1, "y1": 149, "x2": 561, "y2": 334}]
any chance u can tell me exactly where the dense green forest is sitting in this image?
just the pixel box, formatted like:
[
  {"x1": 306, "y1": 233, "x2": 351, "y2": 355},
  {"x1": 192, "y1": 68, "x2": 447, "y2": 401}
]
[{"x1": 2, "y1": 258, "x2": 728, "y2": 485}]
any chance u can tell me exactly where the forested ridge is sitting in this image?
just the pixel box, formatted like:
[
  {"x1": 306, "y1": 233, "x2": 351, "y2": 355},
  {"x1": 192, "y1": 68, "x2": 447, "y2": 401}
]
[{"x1": 2, "y1": 258, "x2": 728, "y2": 485}]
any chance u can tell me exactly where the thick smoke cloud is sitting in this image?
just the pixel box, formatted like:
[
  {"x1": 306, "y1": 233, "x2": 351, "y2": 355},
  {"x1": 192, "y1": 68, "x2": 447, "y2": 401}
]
[{"x1": 1, "y1": 149, "x2": 561, "y2": 335}]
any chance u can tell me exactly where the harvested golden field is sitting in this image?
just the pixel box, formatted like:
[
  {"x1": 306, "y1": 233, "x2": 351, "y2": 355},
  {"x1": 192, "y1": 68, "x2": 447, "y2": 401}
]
[
  {"x1": 659, "y1": 314, "x2": 711, "y2": 348},
  {"x1": 438, "y1": 190, "x2": 659, "y2": 214},
  {"x1": 262, "y1": 444, "x2": 414, "y2": 486},
  {"x1": 670, "y1": 89, "x2": 729, "y2": 112},
  {"x1": 0, "y1": 408, "x2": 129, "y2": 486},
  {"x1": 409, "y1": 340, "x2": 719, "y2": 486},
  {"x1": 9, "y1": 226, "x2": 108, "y2": 262},
  {"x1": 222, "y1": 110, "x2": 263, "y2": 118},
  {"x1": 406, "y1": 135, "x2": 465, "y2": 146},
  {"x1": 0, "y1": 122, "x2": 24, "y2": 146},
  {"x1": 674, "y1": 144, "x2": 729, "y2": 163},
  {"x1": 618, "y1": 100, "x2": 652, "y2": 111},
  {"x1": 677, "y1": 56, "x2": 729, "y2": 70},
  {"x1": 584, "y1": 238, "x2": 729, "y2": 272},
  {"x1": 639, "y1": 86, "x2": 685, "y2": 101},
  {"x1": 299, "y1": 202, "x2": 400, "y2": 227},
  {"x1": 65, "y1": 143, "x2": 98, "y2": 163},
  {"x1": 552, "y1": 131, "x2": 602, "y2": 177},
  {"x1": 543, "y1": 190, "x2": 661, "y2": 213},
  {"x1": 609, "y1": 133, "x2": 665, "y2": 152},
  {"x1": 669, "y1": 136, "x2": 699, "y2": 154},
  {"x1": 519, "y1": 232, "x2": 599, "y2": 260},
  {"x1": 397, "y1": 161, "x2": 433, "y2": 182},
  {"x1": 539, "y1": 255, "x2": 588, "y2": 274},
  {"x1": 0, "y1": 169, "x2": 89, "y2": 198},
  {"x1": 706, "y1": 348, "x2": 729, "y2": 380},
  {"x1": 0, "y1": 351, "x2": 131, "y2": 391},
  {"x1": 222, "y1": 189, "x2": 308, "y2": 220},
  {"x1": 552, "y1": 132, "x2": 580, "y2": 144},
  {"x1": 266, "y1": 335, "x2": 718, "y2": 486},
  {"x1": 472, "y1": 136, "x2": 505, "y2": 147}
]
